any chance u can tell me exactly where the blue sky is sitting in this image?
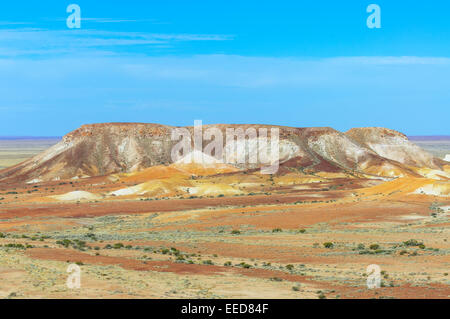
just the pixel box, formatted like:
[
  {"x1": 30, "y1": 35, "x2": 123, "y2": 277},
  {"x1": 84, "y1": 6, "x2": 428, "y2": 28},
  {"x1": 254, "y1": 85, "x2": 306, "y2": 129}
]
[{"x1": 0, "y1": 0, "x2": 449, "y2": 136}]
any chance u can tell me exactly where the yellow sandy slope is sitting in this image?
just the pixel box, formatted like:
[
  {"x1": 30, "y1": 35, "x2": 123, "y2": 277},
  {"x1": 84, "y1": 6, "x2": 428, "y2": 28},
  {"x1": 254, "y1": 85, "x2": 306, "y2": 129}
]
[
  {"x1": 357, "y1": 177, "x2": 449, "y2": 197},
  {"x1": 117, "y1": 162, "x2": 239, "y2": 184}
]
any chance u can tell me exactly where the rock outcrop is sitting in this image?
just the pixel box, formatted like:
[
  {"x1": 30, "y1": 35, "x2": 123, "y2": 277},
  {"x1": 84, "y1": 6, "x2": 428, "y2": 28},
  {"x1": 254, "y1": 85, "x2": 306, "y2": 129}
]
[{"x1": 0, "y1": 123, "x2": 445, "y2": 184}]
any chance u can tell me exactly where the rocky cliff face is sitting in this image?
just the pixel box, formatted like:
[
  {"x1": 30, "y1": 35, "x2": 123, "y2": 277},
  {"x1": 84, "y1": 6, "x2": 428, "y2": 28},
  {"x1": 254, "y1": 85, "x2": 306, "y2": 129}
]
[
  {"x1": 346, "y1": 127, "x2": 441, "y2": 169},
  {"x1": 0, "y1": 123, "x2": 444, "y2": 184}
]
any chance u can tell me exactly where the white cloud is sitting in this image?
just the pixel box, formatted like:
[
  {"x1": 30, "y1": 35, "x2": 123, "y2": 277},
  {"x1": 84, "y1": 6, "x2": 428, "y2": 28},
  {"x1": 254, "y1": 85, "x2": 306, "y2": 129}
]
[
  {"x1": 80, "y1": 18, "x2": 166, "y2": 24},
  {"x1": 0, "y1": 54, "x2": 448, "y2": 135},
  {"x1": 0, "y1": 21, "x2": 31, "y2": 26},
  {"x1": 49, "y1": 17, "x2": 167, "y2": 24},
  {"x1": 326, "y1": 56, "x2": 450, "y2": 65},
  {"x1": 1, "y1": 54, "x2": 449, "y2": 92},
  {"x1": 0, "y1": 28, "x2": 234, "y2": 57}
]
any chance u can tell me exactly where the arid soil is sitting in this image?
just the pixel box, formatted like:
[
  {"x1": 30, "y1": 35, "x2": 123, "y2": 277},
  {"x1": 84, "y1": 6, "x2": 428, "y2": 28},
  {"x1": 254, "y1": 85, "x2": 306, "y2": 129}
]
[
  {"x1": 0, "y1": 125, "x2": 448, "y2": 299},
  {"x1": 0, "y1": 170, "x2": 448, "y2": 299}
]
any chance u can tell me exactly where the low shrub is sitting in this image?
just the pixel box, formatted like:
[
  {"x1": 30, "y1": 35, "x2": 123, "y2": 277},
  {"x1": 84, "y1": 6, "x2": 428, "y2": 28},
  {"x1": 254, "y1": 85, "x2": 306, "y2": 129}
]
[{"x1": 323, "y1": 242, "x2": 333, "y2": 248}]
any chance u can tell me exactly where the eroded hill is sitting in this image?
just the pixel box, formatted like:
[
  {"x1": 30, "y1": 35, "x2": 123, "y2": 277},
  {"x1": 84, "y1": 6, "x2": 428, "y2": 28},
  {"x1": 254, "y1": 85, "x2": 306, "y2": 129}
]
[{"x1": 0, "y1": 123, "x2": 448, "y2": 185}]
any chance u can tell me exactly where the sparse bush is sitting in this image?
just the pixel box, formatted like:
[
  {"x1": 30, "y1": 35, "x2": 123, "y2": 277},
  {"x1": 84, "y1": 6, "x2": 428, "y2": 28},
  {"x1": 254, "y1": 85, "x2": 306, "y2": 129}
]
[
  {"x1": 403, "y1": 239, "x2": 423, "y2": 247},
  {"x1": 5, "y1": 243, "x2": 25, "y2": 249},
  {"x1": 72, "y1": 239, "x2": 87, "y2": 250},
  {"x1": 323, "y1": 242, "x2": 333, "y2": 248},
  {"x1": 56, "y1": 239, "x2": 72, "y2": 248},
  {"x1": 86, "y1": 233, "x2": 97, "y2": 241}
]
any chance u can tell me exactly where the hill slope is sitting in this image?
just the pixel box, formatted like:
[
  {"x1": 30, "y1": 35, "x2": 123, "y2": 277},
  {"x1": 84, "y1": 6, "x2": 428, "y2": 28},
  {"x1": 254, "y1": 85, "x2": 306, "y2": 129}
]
[{"x1": 0, "y1": 123, "x2": 445, "y2": 184}]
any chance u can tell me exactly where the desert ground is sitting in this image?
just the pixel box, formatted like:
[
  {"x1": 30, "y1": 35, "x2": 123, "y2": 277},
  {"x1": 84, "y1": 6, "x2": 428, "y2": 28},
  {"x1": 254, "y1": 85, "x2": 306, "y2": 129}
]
[
  {"x1": 0, "y1": 131, "x2": 448, "y2": 299},
  {"x1": 410, "y1": 137, "x2": 450, "y2": 161},
  {"x1": 0, "y1": 138, "x2": 59, "y2": 170}
]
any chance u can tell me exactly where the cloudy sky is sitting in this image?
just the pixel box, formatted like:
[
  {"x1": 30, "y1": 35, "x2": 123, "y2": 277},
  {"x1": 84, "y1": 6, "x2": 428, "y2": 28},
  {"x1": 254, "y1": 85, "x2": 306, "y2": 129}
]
[{"x1": 0, "y1": 1, "x2": 449, "y2": 136}]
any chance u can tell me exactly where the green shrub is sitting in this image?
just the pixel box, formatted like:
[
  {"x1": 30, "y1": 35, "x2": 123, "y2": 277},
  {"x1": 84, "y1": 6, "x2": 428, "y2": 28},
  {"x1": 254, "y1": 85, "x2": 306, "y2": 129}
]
[
  {"x1": 403, "y1": 239, "x2": 423, "y2": 247},
  {"x1": 323, "y1": 242, "x2": 333, "y2": 248},
  {"x1": 56, "y1": 239, "x2": 72, "y2": 248},
  {"x1": 5, "y1": 243, "x2": 25, "y2": 249}
]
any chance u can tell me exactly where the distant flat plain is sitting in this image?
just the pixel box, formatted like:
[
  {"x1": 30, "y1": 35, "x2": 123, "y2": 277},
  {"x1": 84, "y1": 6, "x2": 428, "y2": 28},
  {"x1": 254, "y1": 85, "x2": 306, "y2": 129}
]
[
  {"x1": 0, "y1": 138, "x2": 60, "y2": 169},
  {"x1": 409, "y1": 136, "x2": 450, "y2": 160},
  {"x1": 0, "y1": 136, "x2": 448, "y2": 170}
]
